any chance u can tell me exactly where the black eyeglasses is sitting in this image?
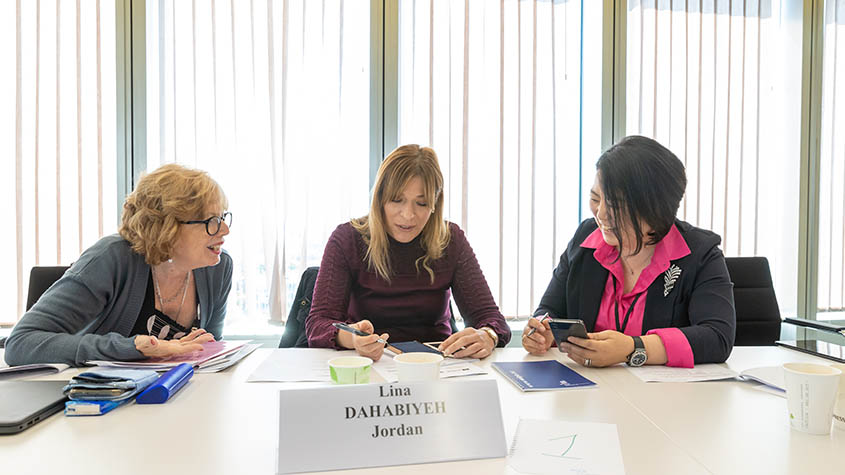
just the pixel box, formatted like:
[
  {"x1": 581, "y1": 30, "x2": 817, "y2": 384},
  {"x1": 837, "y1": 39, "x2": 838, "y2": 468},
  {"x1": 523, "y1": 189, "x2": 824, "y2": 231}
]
[{"x1": 181, "y1": 211, "x2": 232, "y2": 235}]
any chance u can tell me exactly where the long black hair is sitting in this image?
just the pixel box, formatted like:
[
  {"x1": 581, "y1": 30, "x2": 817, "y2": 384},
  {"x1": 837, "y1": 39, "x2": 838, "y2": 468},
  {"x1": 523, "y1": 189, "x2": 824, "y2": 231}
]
[{"x1": 596, "y1": 135, "x2": 687, "y2": 255}]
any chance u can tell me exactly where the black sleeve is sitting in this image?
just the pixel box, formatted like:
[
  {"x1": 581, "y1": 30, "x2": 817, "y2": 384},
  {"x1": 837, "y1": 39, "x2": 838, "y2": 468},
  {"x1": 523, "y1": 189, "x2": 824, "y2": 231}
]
[{"x1": 678, "y1": 245, "x2": 737, "y2": 364}]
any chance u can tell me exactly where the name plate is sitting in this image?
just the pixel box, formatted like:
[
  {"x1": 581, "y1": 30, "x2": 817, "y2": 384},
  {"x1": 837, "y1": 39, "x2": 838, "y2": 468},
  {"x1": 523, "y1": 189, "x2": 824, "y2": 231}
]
[{"x1": 276, "y1": 379, "x2": 507, "y2": 473}]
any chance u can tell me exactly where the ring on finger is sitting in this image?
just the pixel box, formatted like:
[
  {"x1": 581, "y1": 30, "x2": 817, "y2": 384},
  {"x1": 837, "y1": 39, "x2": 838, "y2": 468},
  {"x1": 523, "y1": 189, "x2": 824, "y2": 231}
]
[{"x1": 585, "y1": 358, "x2": 592, "y2": 367}]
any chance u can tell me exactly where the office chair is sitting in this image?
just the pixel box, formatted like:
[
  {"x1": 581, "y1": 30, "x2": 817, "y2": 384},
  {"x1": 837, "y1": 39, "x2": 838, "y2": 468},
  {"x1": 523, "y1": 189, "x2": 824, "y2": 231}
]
[
  {"x1": 724, "y1": 257, "x2": 781, "y2": 346},
  {"x1": 279, "y1": 267, "x2": 320, "y2": 348},
  {"x1": 26, "y1": 266, "x2": 71, "y2": 311}
]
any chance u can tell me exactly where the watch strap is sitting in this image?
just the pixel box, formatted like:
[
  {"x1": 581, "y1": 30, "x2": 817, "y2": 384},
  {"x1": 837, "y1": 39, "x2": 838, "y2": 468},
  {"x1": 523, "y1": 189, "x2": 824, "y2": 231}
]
[
  {"x1": 627, "y1": 336, "x2": 645, "y2": 364},
  {"x1": 480, "y1": 327, "x2": 499, "y2": 347}
]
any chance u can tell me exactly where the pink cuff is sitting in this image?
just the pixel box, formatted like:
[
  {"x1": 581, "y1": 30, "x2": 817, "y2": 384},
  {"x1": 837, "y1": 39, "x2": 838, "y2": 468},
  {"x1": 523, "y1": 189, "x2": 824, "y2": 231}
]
[{"x1": 646, "y1": 327, "x2": 694, "y2": 368}]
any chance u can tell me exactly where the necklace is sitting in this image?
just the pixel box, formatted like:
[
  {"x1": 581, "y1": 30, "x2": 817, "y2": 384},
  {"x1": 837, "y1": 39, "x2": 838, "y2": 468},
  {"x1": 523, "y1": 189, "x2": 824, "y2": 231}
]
[{"x1": 153, "y1": 268, "x2": 191, "y2": 320}]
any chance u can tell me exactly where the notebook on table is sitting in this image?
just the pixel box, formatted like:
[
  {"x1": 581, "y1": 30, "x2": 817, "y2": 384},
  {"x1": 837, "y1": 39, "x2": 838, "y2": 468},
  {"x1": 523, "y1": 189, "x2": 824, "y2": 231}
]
[
  {"x1": 0, "y1": 380, "x2": 68, "y2": 434},
  {"x1": 492, "y1": 360, "x2": 596, "y2": 391}
]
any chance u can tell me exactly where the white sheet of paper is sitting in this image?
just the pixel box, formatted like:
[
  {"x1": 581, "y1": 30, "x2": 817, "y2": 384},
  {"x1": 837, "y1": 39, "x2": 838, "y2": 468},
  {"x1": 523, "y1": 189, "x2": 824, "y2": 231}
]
[
  {"x1": 372, "y1": 356, "x2": 486, "y2": 382},
  {"x1": 508, "y1": 419, "x2": 625, "y2": 475},
  {"x1": 626, "y1": 364, "x2": 738, "y2": 383},
  {"x1": 246, "y1": 349, "x2": 332, "y2": 382}
]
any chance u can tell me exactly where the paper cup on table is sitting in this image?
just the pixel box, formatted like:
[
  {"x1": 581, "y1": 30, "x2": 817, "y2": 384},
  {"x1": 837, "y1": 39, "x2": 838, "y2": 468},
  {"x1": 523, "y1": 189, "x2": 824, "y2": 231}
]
[
  {"x1": 328, "y1": 356, "x2": 372, "y2": 384},
  {"x1": 783, "y1": 363, "x2": 841, "y2": 435},
  {"x1": 829, "y1": 363, "x2": 845, "y2": 430},
  {"x1": 393, "y1": 352, "x2": 443, "y2": 382}
]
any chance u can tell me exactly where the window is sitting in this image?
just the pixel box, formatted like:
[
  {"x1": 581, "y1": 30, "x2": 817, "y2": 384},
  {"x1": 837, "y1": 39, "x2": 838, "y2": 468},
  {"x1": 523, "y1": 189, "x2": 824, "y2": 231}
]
[
  {"x1": 625, "y1": 0, "x2": 803, "y2": 316},
  {"x1": 397, "y1": 0, "x2": 604, "y2": 318},
  {"x1": 817, "y1": 0, "x2": 845, "y2": 318},
  {"x1": 144, "y1": 0, "x2": 371, "y2": 334},
  {"x1": 3, "y1": 0, "x2": 118, "y2": 324}
]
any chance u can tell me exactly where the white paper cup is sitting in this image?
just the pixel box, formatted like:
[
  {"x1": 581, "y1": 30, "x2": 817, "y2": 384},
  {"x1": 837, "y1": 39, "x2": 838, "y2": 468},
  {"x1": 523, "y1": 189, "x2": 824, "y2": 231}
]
[
  {"x1": 783, "y1": 363, "x2": 841, "y2": 435},
  {"x1": 328, "y1": 356, "x2": 373, "y2": 384},
  {"x1": 829, "y1": 363, "x2": 845, "y2": 430},
  {"x1": 393, "y1": 352, "x2": 443, "y2": 382}
]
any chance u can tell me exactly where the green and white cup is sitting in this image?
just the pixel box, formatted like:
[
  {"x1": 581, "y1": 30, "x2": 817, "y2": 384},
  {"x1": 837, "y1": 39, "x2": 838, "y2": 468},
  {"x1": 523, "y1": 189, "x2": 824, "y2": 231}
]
[
  {"x1": 783, "y1": 362, "x2": 841, "y2": 435},
  {"x1": 328, "y1": 356, "x2": 373, "y2": 384}
]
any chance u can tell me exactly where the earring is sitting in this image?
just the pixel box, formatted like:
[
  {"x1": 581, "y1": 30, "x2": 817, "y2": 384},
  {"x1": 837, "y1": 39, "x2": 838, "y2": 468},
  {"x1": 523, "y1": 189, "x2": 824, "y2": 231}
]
[{"x1": 168, "y1": 258, "x2": 173, "y2": 264}]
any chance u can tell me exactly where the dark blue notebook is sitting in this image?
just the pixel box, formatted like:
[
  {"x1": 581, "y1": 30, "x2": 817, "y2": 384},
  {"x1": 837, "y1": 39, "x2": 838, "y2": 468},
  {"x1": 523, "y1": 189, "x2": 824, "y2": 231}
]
[{"x1": 491, "y1": 360, "x2": 596, "y2": 391}]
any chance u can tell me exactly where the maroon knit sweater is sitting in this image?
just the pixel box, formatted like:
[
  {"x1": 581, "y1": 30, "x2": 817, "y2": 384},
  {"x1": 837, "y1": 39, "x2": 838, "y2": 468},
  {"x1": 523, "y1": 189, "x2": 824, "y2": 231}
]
[{"x1": 306, "y1": 221, "x2": 511, "y2": 348}]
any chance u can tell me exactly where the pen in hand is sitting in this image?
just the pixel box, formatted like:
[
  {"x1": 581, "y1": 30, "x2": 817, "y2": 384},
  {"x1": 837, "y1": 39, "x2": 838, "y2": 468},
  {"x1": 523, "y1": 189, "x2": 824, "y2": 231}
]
[
  {"x1": 332, "y1": 322, "x2": 398, "y2": 352},
  {"x1": 525, "y1": 313, "x2": 550, "y2": 338}
]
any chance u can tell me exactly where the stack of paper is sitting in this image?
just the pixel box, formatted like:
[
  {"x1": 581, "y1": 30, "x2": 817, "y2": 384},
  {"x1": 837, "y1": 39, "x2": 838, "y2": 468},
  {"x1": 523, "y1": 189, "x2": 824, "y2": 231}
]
[
  {"x1": 372, "y1": 356, "x2": 486, "y2": 382},
  {"x1": 86, "y1": 340, "x2": 252, "y2": 372},
  {"x1": 195, "y1": 343, "x2": 260, "y2": 373},
  {"x1": 247, "y1": 349, "x2": 333, "y2": 382}
]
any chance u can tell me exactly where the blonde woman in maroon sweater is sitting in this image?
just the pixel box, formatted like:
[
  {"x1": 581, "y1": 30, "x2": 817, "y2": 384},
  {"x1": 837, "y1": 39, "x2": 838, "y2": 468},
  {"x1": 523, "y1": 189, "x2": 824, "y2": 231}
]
[{"x1": 306, "y1": 144, "x2": 510, "y2": 361}]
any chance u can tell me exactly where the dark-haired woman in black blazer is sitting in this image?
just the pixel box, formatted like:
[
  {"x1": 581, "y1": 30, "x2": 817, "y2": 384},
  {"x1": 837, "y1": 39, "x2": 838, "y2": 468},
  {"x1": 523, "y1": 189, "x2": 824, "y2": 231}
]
[{"x1": 522, "y1": 136, "x2": 736, "y2": 368}]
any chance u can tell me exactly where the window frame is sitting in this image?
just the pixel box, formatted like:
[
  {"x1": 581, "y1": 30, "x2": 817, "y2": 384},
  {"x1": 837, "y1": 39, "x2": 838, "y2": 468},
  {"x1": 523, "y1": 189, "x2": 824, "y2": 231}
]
[{"x1": 115, "y1": 0, "x2": 829, "y2": 329}]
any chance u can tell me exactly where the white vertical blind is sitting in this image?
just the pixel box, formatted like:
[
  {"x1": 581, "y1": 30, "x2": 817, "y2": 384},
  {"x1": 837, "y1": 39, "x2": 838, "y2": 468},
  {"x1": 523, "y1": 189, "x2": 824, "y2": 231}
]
[
  {"x1": 818, "y1": 0, "x2": 845, "y2": 314},
  {"x1": 145, "y1": 0, "x2": 371, "y2": 332},
  {"x1": 2, "y1": 0, "x2": 117, "y2": 324},
  {"x1": 626, "y1": 0, "x2": 803, "y2": 316},
  {"x1": 397, "y1": 0, "x2": 604, "y2": 319}
]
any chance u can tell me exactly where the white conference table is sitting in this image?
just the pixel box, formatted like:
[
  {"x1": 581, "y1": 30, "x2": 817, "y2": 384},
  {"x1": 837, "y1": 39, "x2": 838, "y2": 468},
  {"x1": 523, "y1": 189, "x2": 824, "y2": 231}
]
[{"x1": 2, "y1": 346, "x2": 843, "y2": 475}]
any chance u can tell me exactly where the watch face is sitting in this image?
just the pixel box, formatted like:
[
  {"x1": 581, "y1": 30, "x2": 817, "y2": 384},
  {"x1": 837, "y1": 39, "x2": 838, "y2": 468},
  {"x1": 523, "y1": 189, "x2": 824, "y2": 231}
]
[{"x1": 630, "y1": 351, "x2": 647, "y2": 367}]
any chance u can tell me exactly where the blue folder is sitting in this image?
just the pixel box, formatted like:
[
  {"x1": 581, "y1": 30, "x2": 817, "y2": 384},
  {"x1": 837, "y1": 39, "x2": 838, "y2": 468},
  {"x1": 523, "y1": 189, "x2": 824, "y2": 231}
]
[
  {"x1": 491, "y1": 360, "x2": 596, "y2": 391},
  {"x1": 136, "y1": 363, "x2": 194, "y2": 404},
  {"x1": 65, "y1": 399, "x2": 127, "y2": 416}
]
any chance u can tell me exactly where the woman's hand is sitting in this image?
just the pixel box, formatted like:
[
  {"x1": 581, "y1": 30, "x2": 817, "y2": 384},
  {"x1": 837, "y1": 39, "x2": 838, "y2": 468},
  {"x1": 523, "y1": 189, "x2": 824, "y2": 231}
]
[
  {"x1": 559, "y1": 330, "x2": 634, "y2": 367},
  {"x1": 339, "y1": 320, "x2": 389, "y2": 362},
  {"x1": 521, "y1": 317, "x2": 554, "y2": 355},
  {"x1": 134, "y1": 328, "x2": 215, "y2": 358},
  {"x1": 438, "y1": 327, "x2": 496, "y2": 359}
]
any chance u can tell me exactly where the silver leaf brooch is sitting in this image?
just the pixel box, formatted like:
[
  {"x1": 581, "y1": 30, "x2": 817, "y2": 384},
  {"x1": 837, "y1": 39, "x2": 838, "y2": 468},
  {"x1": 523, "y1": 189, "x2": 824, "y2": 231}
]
[{"x1": 663, "y1": 264, "x2": 682, "y2": 297}]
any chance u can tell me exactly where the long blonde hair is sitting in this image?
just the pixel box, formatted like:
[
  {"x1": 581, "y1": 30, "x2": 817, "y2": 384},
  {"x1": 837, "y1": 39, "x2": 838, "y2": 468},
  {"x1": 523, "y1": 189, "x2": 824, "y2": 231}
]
[{"x1": 351, "y1": 144, "x2": 450, "y2": 283}]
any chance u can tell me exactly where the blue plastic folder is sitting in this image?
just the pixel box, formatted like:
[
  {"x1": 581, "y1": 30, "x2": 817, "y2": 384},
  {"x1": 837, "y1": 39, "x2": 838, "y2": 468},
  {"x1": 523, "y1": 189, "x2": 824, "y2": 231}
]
[
  {"x1": 491, "y1": 360, "x2": 596, "y2": 391},
  {"x1": 136, "y1": 363, "x2": 193, "y2": 404},
  {"x1": 65, "y1": 399, "x2": 127, "y2": 416}
]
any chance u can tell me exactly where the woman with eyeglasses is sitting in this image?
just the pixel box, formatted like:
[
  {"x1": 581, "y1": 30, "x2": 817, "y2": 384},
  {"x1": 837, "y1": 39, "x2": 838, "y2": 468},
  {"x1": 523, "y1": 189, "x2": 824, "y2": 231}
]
[{"x1": 5, "y1": 164, "x2": 233, "y2": 366}]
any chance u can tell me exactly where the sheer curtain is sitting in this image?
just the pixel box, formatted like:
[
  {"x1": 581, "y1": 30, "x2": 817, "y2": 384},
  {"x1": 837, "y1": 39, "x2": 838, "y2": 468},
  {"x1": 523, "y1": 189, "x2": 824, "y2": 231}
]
[
  {"x1": 144, "y1": 0, "x2": 371, "y2": 333},
  {"x1": 396, "y1": 0, "x2": 604, "y2": 319},
  {"x1": 2, "y1": 0, "x2": 118, "y2": 324},
  {"x1": 625, "y1": 0, "x2": 803, "y2": 316}
]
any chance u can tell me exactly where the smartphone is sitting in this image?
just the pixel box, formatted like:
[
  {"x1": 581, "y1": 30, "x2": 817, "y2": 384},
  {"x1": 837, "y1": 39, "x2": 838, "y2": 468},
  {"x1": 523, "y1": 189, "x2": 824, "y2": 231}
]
[
  {"x1": 67, "y1": 388, "x2": 126, "y2": 398},
  {"x1": 548, "y1": 318, "x2": 589, "y2": 348}
]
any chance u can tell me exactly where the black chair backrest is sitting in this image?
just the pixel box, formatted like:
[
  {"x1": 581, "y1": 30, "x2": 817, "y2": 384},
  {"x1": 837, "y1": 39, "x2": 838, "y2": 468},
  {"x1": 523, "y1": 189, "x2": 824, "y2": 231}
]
[
  {"x1": 724, "y1": 257, "x2": 781, "y2": 346},
  {"x1": 26, "y1": 266, "x2": 71, "y2": 311},
  {"x1": 278, "y1": 266, "x2": 461, "y2": 348},
  {"x1": 279, "y1": 267, "x2": 320, "y2": 348}
]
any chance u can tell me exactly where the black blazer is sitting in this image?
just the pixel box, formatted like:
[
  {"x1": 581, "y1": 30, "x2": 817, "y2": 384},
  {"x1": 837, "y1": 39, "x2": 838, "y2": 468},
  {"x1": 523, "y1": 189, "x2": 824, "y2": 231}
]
[{"x1": 535, "y1": 219, "x2": 736, "y2": 364}]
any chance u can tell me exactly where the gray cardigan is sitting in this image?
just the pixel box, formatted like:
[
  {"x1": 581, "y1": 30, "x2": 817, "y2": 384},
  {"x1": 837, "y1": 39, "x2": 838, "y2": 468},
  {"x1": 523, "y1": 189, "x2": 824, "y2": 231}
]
[{"x1": 4, "y1": 234, "x2": 233, "y2": 366}]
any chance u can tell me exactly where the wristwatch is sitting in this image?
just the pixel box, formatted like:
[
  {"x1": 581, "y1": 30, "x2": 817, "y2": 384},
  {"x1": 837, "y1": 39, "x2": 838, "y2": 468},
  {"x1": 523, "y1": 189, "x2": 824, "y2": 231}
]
[
  {"x1": 626, "y1": 336, "x2": 647, "y2": 367},
  {"x1": 479, "y1": 327, "x2": 499, "y2": 347}
]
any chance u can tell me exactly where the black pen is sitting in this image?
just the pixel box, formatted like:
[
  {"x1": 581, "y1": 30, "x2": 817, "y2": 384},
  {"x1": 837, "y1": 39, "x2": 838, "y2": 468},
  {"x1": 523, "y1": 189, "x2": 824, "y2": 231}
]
[{"x1": 332, "y1": 322, "x2": 401, "y2": 353}]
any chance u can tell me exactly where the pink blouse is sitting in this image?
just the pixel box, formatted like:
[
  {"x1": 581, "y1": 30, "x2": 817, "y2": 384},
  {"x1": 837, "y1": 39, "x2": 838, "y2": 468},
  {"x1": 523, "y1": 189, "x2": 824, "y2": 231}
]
[{"x1": 580, "y1": 224, "x2": 695, "y2": 368}]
